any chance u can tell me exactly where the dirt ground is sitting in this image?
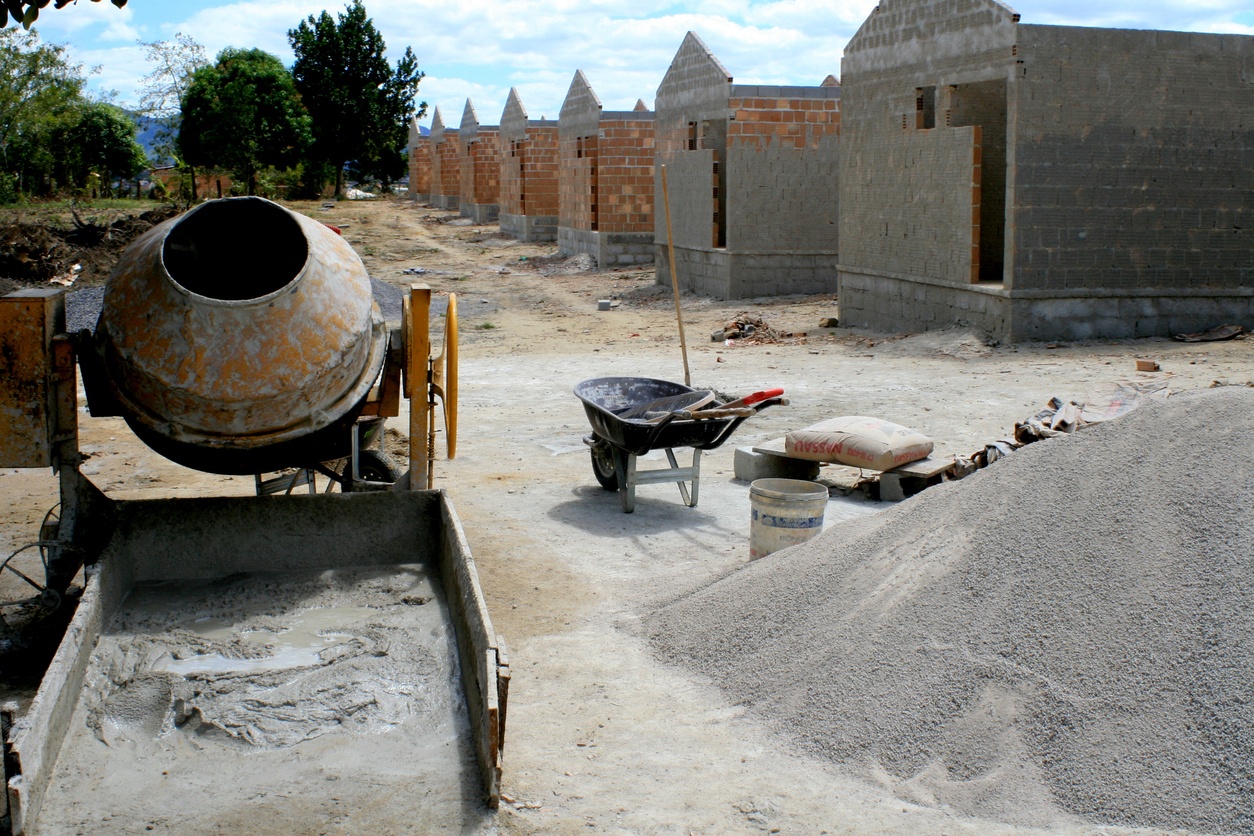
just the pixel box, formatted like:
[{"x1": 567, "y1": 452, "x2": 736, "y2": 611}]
[{"x1": 2, "y1": 198, "x2": 1252, "y2": 834}]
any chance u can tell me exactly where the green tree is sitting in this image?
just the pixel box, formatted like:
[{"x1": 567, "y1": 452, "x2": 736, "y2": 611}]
[
  {"x1": 138, "y1": 33, "x2": 208, "y2": 199},
  {"x1": 56, "y1": 102, "x2": 146, "y2": 193},
  {"x1": 138, "y1": 34, "x2": 206, "y2": 159},
  {"x1": 178, "y1": 48, "x2": 312, "y2": 196},
  {"x1": 1, "y1": 0, "x2": 127, "y2": 31},
  {"x1": 0, "y1": 26, "x2": 88, "y2": 195},
  {"x1": 288, "y1": 0, "x2": 425, "y2": 195}
]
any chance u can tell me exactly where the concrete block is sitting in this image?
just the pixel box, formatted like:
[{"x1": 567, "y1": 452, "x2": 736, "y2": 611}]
[
  {"x1": 734, "y1": 446, "x2": 821, "y2": 482},
  {"x1": 879, "y1": 472, "x2": 906, "y2": 502}
]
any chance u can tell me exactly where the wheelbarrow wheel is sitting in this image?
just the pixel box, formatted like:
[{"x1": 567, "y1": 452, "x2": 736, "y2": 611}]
[
  {"x1": 356, "y1": 449, "x2": 403, "y2": 483},
  {"x1": 589, "y1": 439, "x2": 619, "y2": 491},
  {"x1": 337, "y1": 449, "x2": 403, "y2": 491}
]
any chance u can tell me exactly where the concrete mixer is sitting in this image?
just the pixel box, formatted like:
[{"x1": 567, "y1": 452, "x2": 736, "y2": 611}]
[{"x1": 0, "y1": 198, "x2": 506, "y2": 832}]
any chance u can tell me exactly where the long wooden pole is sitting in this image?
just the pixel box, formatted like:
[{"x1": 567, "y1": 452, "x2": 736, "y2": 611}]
[{"x1": 659, "y1": 164, "x2": 691, "y2": 387}]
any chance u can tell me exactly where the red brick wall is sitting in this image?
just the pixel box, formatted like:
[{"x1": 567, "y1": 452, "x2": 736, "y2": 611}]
[
  {"x1": 500, "y1": 126, "x2": 559, "y2": 217},
  {"x1": 434, "y1": 136, "x2": 460, "y2": 199},
  {"x1": 152, "y1": 168, "x2": 235, "y2": 198},
  {"x1": 727, "y1": 96, "x2": 840, "y2": 149},
  {"x1": 560, "y1": 118, "x2": 654, "y2": 233},
  {"x1": 409, "y1": 142, "x2": 431, "y2": 195},
  {"x1": 460, "y1": 129, "x2": 501, "y2": 206}
]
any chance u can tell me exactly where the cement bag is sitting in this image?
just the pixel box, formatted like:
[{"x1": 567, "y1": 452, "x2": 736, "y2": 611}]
[{"x1": 785, "y1": 416, "x2": 933, "y2": 471}]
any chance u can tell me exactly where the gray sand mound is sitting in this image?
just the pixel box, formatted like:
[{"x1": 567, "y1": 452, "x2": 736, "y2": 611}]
[{"x1": 649, "y1": 387, "x2": 1254, "y2": 833}]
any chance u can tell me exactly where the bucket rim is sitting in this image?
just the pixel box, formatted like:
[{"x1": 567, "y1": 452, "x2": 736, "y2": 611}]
[{"x1": 749, "y1": 478, "x2": 829, "y2": 501}]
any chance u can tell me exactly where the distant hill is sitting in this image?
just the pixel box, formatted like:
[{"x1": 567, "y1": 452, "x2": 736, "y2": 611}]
[{"x1": 127, "y1": 111, "x2": 177, "y2": 167}]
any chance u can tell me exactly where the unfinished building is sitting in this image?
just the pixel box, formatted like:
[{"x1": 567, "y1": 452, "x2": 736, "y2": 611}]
[
  {"x1": 428, "y1": 107, "x2": 460, "y2": 211},
  {"x1": 838, "y1": 0, "x2": 1254, "y2": 342},
  {"x1": 457, "y1": 101, "x2": 502, "y2": 224},
  {"x1": 498, "y1": 88, "x2": 560, "y2": 242},
  {"x1": 407, "y1": 116, "x2": 431, "y2": 203},
  {"x1": 558, "y1": 71, "x2": 656, "y2": 267},
  {"x1": 655, "y1": 32, "x2": 842, "y2": 298}
]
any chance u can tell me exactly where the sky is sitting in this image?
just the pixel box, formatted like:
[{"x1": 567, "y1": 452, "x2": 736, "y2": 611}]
[{"x1": 24, "y1": 0, "x2": 1254, "y2": 129}]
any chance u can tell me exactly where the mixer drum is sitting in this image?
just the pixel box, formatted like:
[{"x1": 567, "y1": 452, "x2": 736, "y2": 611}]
[{"x1": 93, "y1": 196, "x2": 387, "y2": 475}]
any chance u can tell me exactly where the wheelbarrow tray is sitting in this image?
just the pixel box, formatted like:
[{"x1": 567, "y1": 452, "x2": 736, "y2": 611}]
[{"x1": 574, "y1": 377, "x2": 745, "y2": 457}]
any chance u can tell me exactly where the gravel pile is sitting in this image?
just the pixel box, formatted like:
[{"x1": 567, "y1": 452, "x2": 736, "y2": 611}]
[{"x1": 649, "y1": 387, "x2": 1254, "y2": 833}]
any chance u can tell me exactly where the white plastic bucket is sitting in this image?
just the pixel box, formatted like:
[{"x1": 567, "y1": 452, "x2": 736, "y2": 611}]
[{"x1": 749, "y1": 478, "x2": 829, "y2": 559}]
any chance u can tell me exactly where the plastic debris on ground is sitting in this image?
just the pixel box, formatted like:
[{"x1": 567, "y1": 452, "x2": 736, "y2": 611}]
[{"x1": 949, "y1": 381, "x2": 1170, "y2": 478}]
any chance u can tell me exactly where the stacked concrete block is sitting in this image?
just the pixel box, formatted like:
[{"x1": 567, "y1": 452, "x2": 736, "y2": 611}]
[
  {"x1": 654, "y1": 32, "x2": 841, "y2": 299},
  {"x1": 428, "y1": 107, "x2": 461, "y2": 211},
  {"x1": 499, "y1": 88, "x2": 560, "y2": 242},
  {"x1": 558, "y1": 70, "x2": 656, "y2": 267},
  {"x1": 407, "y1": 117, "x2": 431, "y2": 202},
  {"x1": 457, "y1": 100, "x2": 502, "y2": 224},
  {"x1": 839, "y1": 0, "x2": 1254, "y2": 342}
]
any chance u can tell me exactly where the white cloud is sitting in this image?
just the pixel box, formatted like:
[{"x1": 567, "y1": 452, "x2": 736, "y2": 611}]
[
  {"x1": 1011, "y1": 0, "x2": 1253, "y2": 32},
  {"x1": 74, "y1": 44, "x2": 147, "y2": 104},
  {"x1": 42, "y1": 0, "x2": 1254, "y2": 122},
  {"x1": 27, "y1": 0, "x2": 137, "y2": 40}
]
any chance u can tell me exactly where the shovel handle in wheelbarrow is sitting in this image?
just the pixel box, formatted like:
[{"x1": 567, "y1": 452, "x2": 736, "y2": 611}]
[
  {"x1": 690, "y1": 396, "x2": 788, "y2": 452},
  {"x1": 673, "y1": 396, "x2": 791, "y2": 421}
]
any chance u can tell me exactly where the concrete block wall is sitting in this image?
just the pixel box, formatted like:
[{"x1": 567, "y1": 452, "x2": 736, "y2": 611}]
[
  {"x1": 838, "y1": 0, "x2": 1018, "y2": 338},
  {"x1": 841, "y1": 0, "x2": 1017, "y2": 76},
  {"x1": 838, "y1": 269, "x2": 1012, "y2": 336},
  {"x1": 1011, "y1": 25, "x2": 1254, "y2": 296},
  {"x1": 839, "y1": 0, "x2": 1253, "y2": 340},
  {"x1": 653, "y1": 32, "x2": 841, "y2": 297},
  {"x1": 726, "y1": 134, "x2": 840, "y2": 254},
  {"x1": 653, "y1": 33, "x2": 732, "y2": 254},
  {"x1": 655, "y1": 149, "x2": 717, "y2": 250},
  {"x1": 840, "y1": 125, "x2": 979, "y2": 285},
  {"x1": 501, "y1": 213, "x2": 559, "y2": 242},
  {"x1": 657, "y1": 245, "x2": 840, "y2": 298},
  {"x1": 558, "y1": 226, "x2": 655, "y2": 267},
  {"x1": 499, "y1": 89, "x2": 560, "y2": 241}
]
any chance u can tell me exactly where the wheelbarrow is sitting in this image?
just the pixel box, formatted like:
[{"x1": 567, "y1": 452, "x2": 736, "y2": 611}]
[{"x1": 574, "y1": 377, "x2": 787, "y2": 513}]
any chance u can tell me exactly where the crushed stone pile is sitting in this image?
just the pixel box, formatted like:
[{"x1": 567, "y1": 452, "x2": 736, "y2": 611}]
[{"x1": 649, "y1": 387, "x2": 1253, "y2": 834}]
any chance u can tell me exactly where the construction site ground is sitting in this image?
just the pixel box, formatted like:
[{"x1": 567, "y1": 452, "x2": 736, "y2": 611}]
[{"x1": 1, "y1": 198, "x2": 1251, "y2": 834}]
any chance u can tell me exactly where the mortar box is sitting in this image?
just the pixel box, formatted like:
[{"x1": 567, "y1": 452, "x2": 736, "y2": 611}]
[{"x1": 4, "y1": 490, "x2": 507, "y2": 833}]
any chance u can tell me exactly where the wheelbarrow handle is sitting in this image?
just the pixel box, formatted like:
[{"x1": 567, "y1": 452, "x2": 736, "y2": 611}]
[{"x1": 721, "y1": 387, "x2": 784, "y2": 409}]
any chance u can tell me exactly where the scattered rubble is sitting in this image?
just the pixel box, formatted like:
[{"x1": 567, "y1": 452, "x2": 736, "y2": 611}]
[
  {"x1": 1173, "y1": 323, "x2": 1245, "y2": 342},
  {"x1": 713, "y1": 313, "x2": 809, "y2": 345},
  {"x1": 513, "y1": 251, "x2": 597, "y2": 276},
  {"x1": 950, "y1": 381, "x2": 1169, "y2": 476}
]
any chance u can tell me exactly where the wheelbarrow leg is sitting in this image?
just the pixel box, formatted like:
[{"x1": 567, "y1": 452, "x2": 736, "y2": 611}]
[
  {"x1": 664, "y1": 448, "x2": 702, "y2": 507},
  {"x1": 613, "y1": 447, "x2": 636, "y2": 513}
]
